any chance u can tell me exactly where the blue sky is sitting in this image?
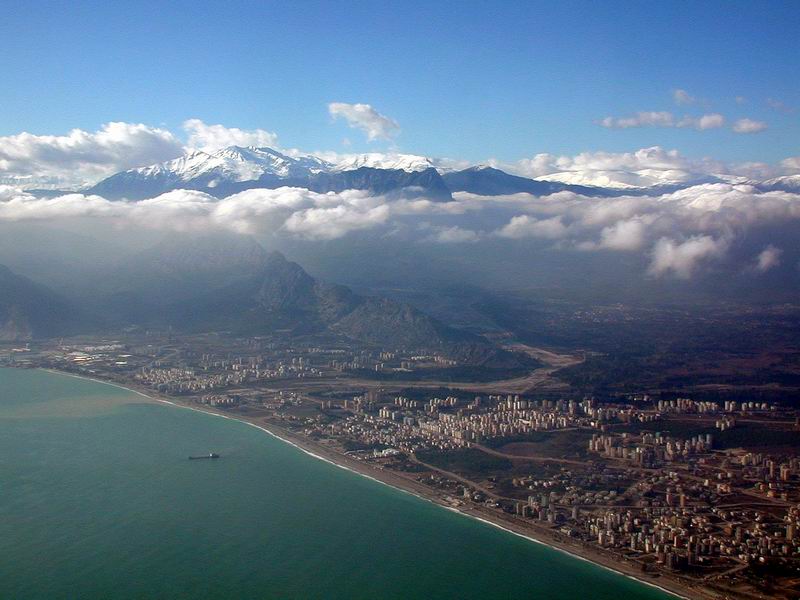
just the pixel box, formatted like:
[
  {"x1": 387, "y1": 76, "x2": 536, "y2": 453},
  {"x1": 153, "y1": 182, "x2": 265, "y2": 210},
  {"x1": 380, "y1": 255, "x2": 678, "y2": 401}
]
[{"x1": 1, "y1": 0, "x2": 798, "y2": 164}]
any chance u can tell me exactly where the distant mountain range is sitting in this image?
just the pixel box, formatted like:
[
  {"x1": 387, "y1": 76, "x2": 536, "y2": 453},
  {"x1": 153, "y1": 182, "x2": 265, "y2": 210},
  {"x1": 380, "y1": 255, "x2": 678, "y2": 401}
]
[
  {"x1": 86, "y1": 146, "x2": 454, "y2": 201},
  {"x1": 14, "y1": 145, "x2": 800, "y2": 201},
  {"x1": 76, "y1": 146, "x2": 650, "y2": 201},
  {"x1": 13, "y1": 145, "x2": 789, "y2": 202}
]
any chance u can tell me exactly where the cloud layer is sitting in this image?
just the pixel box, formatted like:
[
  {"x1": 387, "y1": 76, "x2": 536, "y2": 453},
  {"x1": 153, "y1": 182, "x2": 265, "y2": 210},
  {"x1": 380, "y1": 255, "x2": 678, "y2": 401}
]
[{"x1": 2, "y1": 175, "x2": 799, "y2": 280}]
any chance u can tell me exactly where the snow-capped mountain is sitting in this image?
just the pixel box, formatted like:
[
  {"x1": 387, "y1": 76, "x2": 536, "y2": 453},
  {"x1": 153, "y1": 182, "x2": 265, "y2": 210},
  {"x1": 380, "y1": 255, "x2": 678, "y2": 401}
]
[
  {"x1": 207, "y1": 146, "x2": 332, "y2": 180},
  {"x1": 759, "y1": 174, "x2": 800, "y2": 192},
  {"x1": 532, "y1": 168, "x2": 722, "y2": 190},
  {"x1": 81, "y1": 144, "x2": 800, "y2": 202},
  {"x1": 87, "y1": 146, "x2": 454, "y2": 200},
  {"x1": 89, "y1": 146, "x2": 335, "y2": 198},
  {"x1": 330, "y1": 153, "x2": 438, "y2": 173}
]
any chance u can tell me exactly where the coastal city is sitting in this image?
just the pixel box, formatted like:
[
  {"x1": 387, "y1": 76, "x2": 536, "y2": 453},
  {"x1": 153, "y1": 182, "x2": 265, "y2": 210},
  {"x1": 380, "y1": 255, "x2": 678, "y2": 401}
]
[{"x1": 4, "y1": 332, "x2": 800, "y2": 600}]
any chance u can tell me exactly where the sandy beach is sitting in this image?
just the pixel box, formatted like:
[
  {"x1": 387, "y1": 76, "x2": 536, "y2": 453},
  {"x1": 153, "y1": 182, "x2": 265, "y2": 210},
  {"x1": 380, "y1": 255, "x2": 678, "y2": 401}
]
[{"x1": 44, "y1": 369, "x2": 715, "y2": 600}]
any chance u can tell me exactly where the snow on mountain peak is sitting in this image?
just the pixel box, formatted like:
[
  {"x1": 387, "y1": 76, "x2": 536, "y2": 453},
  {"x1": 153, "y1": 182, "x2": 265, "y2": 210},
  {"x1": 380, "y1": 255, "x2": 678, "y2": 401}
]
[
  {"x1": 125, "y1": 145, "x2": 335, "y2": 185},
  {"x1": 331, "y1": 153, "x2": 437, "y2": 173},
  {"x1": 762, "y1": 174, "x2": 800, "y2": 191},
  {"x1": 86, "y1": 143, "x2": 800, "y2": 200},
  {"x1": 533, "y1": 168, "x2": 717, "y2": 190}
]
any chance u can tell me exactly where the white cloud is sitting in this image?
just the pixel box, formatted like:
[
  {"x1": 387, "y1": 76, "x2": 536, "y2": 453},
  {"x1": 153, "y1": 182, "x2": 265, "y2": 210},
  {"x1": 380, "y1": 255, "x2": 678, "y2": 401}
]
[
  {"x1": 599, "y1": 111, "x2": 676, "y2": 129},
  {"x1": 781, "y1": 157, "x2": 800, "y2": 173},
  {"x1": 421, "y1": 224, "x2": 481, "y2": 243},
  {"x1": 766, "y1": 98, "x2": 795, "y2": 114},
  {"x1": 283, "y1": 204, "x2": 390, "y2": 240},
  {"x1": 678, "y1": 113, "x2": 725, "y2": 130},
  {"x1": 328, "y1": 103, "x2": 400, "y2": 141},
  {"x1": 732, "y1": 118, "x2": 768, "y2": 134},
  {"x1": 496, "y1": 215, "x2": 567, "y2": 239},
  {"x1": 648, "y1": 235, "x2": 729, "y2": 278},
  {"x1": 672, "y1": 89, "x2": 695, "y2": 105},
  {"x1": 0, "y1": 185, "x2": 393, "y2": 240},
  {"x1": 509, "y1": 146, "x2": 800, "y2": 188},
  {"x1": 755, "y1": 245, "x2": 782, "y2": 272},
  {"x1": 183, "y1": 119, "x2": 278, "y2": 152},
  {"x1": 0, "y1": 123, "x2": 183, "y2": 188},
  {"x1": 512, "y1": 146, "x2": 721, "y2": 188},
  {"x1": 597, "y1": 217, "x2": 649, "y2": 251},
  {"x1": 600, "y1": 111, "x2": 726, "y2": 131}
]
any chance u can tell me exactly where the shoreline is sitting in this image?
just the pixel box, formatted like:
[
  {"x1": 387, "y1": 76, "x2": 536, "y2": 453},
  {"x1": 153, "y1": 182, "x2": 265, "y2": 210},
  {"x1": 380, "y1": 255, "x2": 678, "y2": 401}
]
[{"x1": 38, "y1": 367, "x2": 702, "y2": 600}]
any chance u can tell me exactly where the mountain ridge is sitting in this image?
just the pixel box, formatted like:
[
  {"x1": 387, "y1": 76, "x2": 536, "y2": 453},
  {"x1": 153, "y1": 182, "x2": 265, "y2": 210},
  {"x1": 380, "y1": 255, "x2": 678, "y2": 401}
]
[
  {"x1": 84, "y1": 146, "x2": 616, "y2": 201},
  {"x1": 19, "y1": 145, "x2": 799, "y2": 201}
]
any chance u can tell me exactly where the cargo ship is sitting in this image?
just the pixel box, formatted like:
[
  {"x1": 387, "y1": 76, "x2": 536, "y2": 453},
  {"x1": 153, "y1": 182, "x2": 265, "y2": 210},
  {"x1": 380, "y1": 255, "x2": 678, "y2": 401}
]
[{"x1": 189, "y1": 453, "x2": 220, "y2": 460}]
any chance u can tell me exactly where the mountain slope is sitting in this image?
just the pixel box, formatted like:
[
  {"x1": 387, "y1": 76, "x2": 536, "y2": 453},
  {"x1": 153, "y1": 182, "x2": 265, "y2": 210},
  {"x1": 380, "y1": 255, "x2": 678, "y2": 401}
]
[
  {"x1": 157, "y1": 249, "x2": 528, "y2": 370},
  {"x1": 92, "y1": 233, "x2": 272, "y2": 323},
  {"x1": 306, "y1": 167, "x2": 451, "y2": 200},
  {"x1": 88, "y1": 146, "x2": 331, "y2": 200},
  {"x1": 443, "y1": 166, "x2": 612, "y2": 197},
  {"x1": 169, "y1": 251, "x2": 464, "y2": 342},
  {"x1": 759, "y1": 175, "x2": 800, "y2": 193},
  {"x1": 0, "y1": 265, "x2": 81, "y2": 340}
]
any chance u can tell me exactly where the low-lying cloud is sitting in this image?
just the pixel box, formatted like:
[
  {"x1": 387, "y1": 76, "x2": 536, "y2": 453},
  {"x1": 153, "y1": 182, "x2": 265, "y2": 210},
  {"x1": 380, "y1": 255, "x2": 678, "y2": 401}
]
[
  {"x1": 2, "y1": 177, "x2": 799, "y2": 279},
  {"x1": 648, "y1": 235, "x2": 729, "y2": 279},
  {"x1": 754, "y1": 244, "x2": 783, "y2": 272}
]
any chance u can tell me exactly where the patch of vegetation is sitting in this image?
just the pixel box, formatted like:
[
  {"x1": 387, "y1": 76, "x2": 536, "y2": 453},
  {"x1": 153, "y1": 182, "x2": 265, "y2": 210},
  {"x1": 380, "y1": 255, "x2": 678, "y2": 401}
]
[
  {"x1": 341, "y1": 439, "x2": 378, "y2": 452},
  {"x1": 394, "y1": 387, "x2": 475, "y2": 401},
  {"x1": 417, "y1": 448, "x2": 512, "y2": 475},
  {"x1": 611, "y1": 419, "x2": 800, "y2": 451},
  {"x1": 485, "y1": 429, "x2": 594, "y2": 459}
]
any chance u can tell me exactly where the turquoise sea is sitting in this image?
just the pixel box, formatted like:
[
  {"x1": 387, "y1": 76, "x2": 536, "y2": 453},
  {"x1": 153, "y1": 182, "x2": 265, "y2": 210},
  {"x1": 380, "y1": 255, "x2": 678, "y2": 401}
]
[{"x1": 0, "y1": 368, "x2": 673, "y2": 599}]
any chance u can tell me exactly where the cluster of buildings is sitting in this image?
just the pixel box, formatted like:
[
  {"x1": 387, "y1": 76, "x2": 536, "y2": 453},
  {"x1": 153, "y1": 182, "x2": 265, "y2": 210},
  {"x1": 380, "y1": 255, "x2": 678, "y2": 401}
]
[
  {"x1": 134, "y1": 357, "x2": 325, "y2": 393},
  {"x1": 502, "y1": 461, "x2": 800, "y2": 577},
  {"x1": 340, "y1": 394, "x2": 710, "y2": 451},
  {"x1": 588, "y1": 431, "x2": 714, "y2": 465},
  {"x1": 656, "y1": 398, "x2": 772, "y2": 415}
]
